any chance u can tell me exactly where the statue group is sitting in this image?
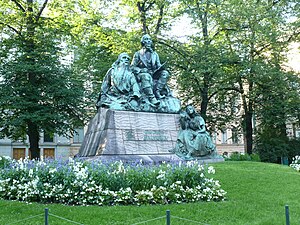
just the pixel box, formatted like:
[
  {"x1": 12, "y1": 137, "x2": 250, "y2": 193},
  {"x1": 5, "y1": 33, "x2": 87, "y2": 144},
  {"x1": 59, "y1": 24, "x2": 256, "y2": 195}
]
[
  {"x1": 96, "y1": 34, "x2": 181, "y2": 113},
  {"x1": 92, "y1": 34, "x2": 218, "y2": 160}
]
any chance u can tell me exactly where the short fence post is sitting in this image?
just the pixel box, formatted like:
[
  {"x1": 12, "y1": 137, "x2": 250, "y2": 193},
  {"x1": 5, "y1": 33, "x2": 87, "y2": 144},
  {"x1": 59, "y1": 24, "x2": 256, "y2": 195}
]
[
  {"x1": 285, "y1": 205, "x2": 290, "y2": 225},
  {"x1": 166, "y1": 210, "x2": 170, "y2": 225},
  {"x1": 45, "y1": 208, "x2": 49, "y2": 225}
]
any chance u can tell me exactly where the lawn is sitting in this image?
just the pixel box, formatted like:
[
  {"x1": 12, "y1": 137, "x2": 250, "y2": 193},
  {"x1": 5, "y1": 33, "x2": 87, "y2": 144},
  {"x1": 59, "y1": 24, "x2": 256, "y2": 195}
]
[{"x1": 1, "y1": 161, "x2": 299, "y2": 225}]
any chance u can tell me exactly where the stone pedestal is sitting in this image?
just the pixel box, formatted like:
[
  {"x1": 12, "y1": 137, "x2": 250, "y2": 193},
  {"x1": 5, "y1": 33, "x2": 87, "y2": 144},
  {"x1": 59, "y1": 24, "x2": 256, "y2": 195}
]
[{"x1": 78, "y1": 108, "x2": 182, "y2": 162}]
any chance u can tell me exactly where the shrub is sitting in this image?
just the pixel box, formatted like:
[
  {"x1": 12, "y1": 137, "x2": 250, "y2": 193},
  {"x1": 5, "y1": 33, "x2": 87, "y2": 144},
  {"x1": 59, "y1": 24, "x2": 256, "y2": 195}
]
[
  {"x1": 287, "y1": 138, "x2": 300, "y2": 162},
  {"x1": 255, "y1": 137, "x2": 300, "y2": 164},
  {"x1": 0, "y1": 156, "x2": 11, "y2": 169},
  {"x1": 0, "y1": 157, "x2": 226, "y2": 206},
  {"x1": 225, "y1": 152, "x2": 260, "y2": 162}
]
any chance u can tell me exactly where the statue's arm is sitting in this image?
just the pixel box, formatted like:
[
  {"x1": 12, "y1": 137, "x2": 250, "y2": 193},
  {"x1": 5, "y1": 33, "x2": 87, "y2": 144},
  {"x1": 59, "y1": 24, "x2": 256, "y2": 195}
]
[
  {"x1": 131, "y1": 52, "x2": 140, "y2": 67},
  {"x1": 154, "y1": 52, "x2": 162, "y2": 68}
]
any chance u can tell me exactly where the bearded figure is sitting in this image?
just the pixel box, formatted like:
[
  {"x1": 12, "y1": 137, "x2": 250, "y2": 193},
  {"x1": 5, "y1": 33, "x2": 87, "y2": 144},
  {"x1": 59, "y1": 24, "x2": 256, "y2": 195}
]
[{"x1": 97, "y1": 52, "x2": 141, "y2": 111}]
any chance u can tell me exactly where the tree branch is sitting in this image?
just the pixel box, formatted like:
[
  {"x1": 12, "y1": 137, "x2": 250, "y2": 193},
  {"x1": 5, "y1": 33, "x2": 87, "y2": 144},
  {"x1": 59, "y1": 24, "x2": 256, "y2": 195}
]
[
  {"x1": 286, "y1": 29, "x2": 300, "y2": 43},
  {"x1": 0, "y1": 22, "x2": 21, "y2": 35},
  {"x1": 145, "y1": 1, "x2": 155, "y2": 11},
  {"x1": 154, "y1": 4, "x2": 164, "y2": 35},
  {"x1": 11, "y1": 0, "x2": 26, "y2": 12},
  {"x1": 157, "y1": 40, "x2": 187, "y2": 58},
  {"x1": 208, "y1": 87, "x2": 242, "y2": 102},
  {"x1": 36, "y1": 0, "x2": 48, "y2": 21}
]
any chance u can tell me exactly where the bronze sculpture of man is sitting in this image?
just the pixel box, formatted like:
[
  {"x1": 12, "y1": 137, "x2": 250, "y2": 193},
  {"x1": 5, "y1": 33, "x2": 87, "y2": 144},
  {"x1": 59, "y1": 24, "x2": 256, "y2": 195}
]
[
  {"x1": 131, "y1": 34, "x2": 164, "y2": 106},
  {"x1": 97, "y1": 52, "x2": 141, "y2": 110}
]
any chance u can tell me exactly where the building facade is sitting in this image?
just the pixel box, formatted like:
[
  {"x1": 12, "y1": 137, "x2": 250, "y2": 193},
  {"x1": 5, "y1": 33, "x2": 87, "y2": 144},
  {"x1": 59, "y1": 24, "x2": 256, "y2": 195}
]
[
  {"x1": 0, "y1": 128, "x2": 84, "y2": 160},
  {"x1": 0, "y1": 127, "x2": 245, "y2": 160}
]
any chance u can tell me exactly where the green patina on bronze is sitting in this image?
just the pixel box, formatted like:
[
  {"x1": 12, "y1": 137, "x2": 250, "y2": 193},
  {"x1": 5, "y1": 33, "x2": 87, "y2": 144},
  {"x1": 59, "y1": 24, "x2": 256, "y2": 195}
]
[
  {"x1": 171, "y1": 105, "x2": 219, "y2": 160},
  {"x1": 96, "y1": 35, "x2": 180, "y2": 114}
]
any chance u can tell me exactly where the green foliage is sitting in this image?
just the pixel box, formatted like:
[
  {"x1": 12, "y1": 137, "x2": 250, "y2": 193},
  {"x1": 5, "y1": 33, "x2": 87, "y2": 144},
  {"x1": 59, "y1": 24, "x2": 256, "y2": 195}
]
[
  {"x1": 0, "y1": 0, "x2": 92, "y2": 155},
  {"x1": 287, "y1": 138, "x2": 300, "y2": 160},
  {"x1": 0, "y1": 156, "x2": 11, "y2": 169},
  {"x1": 225, "y1": 152, "x2": 261, "y2": 162},
  {"x1": 254, "y1": 135, "x2": 300, "y2": 164},
  {"x1": 255, "y1": 133, "x2": 289, "y2": 163}
]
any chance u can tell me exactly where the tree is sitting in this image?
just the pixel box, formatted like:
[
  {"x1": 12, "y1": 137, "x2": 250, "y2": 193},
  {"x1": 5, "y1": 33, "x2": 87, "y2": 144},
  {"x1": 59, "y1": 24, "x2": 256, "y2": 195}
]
[
  {"x1": 175, "y1": 0, "x2": 299, "y2": 154},
  {"x1": 254, "y1": 64, "x2": 300, "y2": 162},
  {"x1": 218, "y1": 0, "x2": 299, "y2": 154},
  {"x1": 0, "y1": 0, "x2": 88, "y2": 159}
]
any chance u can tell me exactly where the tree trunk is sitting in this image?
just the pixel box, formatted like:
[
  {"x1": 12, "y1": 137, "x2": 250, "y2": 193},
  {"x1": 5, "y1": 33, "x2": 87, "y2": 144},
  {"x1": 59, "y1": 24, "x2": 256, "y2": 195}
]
[
  {"x1": 28, "y1": 121, "x2": 40, "y2": 159},
  {"x1": 244, "y1": 111, "x2": 253, "y2": 154},
  {"x1": 26, "y1": 0, "x2": 40, "y2": 159},
  {"x1": 239, "y1": 75, "x2": 254, "y2": 154},
  {"x1": 137, "y1": 2, "x2": 148, "y2": 34},
  {"x1": 200, "y1": 82, "x2": 209, "y2": 120},
  {"x1": 199, "y1": 4, "x2": 210, "y2": 120}
]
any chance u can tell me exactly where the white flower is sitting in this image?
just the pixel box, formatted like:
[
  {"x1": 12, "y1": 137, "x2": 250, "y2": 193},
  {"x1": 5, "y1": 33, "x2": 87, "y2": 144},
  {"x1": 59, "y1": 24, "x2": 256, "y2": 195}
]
[
  {"x1": 156, "y1": 170, "x2": 166, "y2": 180},
  {"x1": 28, "y1": 169, "x2": 33, "y2": 177},
  {"x1": 208, "y1": 166, "x2": 215, "y2": 174},
  {"x1": 49, "y1": 168, "x2": 57, "y2": 173}
]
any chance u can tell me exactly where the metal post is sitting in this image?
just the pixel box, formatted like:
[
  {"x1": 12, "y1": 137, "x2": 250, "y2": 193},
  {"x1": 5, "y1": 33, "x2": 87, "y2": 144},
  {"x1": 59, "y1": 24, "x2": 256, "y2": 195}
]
[
  {"x1": 166, "y1": 210, "x2": 170, "y2": 225},
  {"x1": 45, "y1": 208, "x2": 49, "y2": 225},
  {"x1": 285, "y1": 205, "x2": 290, "y2": 225}
]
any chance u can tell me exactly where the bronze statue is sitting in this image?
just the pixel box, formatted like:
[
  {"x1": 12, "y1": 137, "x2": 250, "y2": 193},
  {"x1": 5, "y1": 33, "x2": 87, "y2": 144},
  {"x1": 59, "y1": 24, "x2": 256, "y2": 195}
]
[
  {"x1": 171, "y1": 105, "x2": 217, "y2": 160},
  {"x1": 97, "y1": 53, "x2": 141, "y2": 111},
  {"x1": 96, "y1": 35, "x2": 180, "y2": 114}
]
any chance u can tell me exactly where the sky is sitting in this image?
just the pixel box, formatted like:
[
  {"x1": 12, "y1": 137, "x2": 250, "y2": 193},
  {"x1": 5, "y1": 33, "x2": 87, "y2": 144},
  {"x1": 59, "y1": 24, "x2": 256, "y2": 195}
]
[{"x1": 286, "y1": 42, "x2": 300, "y2": 72}]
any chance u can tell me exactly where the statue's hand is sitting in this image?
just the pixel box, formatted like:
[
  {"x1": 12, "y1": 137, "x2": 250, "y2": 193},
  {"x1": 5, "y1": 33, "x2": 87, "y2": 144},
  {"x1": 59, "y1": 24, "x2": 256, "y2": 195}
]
[
  {"x1": 132, "y1": 67, "x2": 141, "y2": 74},
  {"x1": 141, "y1": 68, "x2": 148, "y2": 73}
]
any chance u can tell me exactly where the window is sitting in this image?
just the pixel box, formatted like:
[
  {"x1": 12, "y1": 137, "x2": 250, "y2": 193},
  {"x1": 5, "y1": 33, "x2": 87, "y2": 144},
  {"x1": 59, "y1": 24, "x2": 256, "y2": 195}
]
[
  {"x1": 44, "y1": 131, "x2": 54, "y2": 142},
  {"x1": 221, "y1": 129, "x2": 227, "y2": 144},
  {"x1": 13, "y1": 148, "x2": 25, "y2": 160},
  {"x1": 73, "y1": 128, "x2": 84, "y2": 143},
  {"x1": 232, "y1": 128, "x2": 239, "y2": 144},
  {"x1": 43, "y1": 148, "x2": 55, "y2": 159}
]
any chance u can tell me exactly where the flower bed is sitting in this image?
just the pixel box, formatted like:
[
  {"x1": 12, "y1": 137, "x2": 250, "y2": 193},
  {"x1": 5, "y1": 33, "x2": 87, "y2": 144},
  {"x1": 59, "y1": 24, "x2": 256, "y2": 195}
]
[
  {"x1": 0, "y1": 156, "x2": 226, "y2": 206},
  {"x1": 290, "y1": 155, "x2": 300, "y2": 171}
]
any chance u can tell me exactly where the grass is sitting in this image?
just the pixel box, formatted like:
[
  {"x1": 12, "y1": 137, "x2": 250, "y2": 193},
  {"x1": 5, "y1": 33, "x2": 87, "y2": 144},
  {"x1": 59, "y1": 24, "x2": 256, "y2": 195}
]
[{"x1": 1, "y1": 161, "x2": 299, "y2": 225}]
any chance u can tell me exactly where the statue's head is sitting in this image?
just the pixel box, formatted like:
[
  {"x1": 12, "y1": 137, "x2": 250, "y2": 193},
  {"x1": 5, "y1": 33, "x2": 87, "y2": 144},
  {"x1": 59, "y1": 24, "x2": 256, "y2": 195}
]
[
  {"x1": 141, "y1": 34, "x2": 153, "y2": 49},
  {"x1": 117, "y1": 52, "x2": 131, "y2": 66},
  {"x1": 186, "y1": 105, "x2": 196, "y2": 115},
  {"x1": 160, "y1": 70, "x2": 169, "y2": 79}
]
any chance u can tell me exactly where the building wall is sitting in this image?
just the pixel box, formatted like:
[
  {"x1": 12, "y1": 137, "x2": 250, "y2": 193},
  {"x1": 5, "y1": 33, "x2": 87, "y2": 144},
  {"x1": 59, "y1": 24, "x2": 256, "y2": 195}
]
[
  {"x1": 8, "y1": 119, "x2": 300, "y2": 159},
  {"x1": 0, "y1": 126, "x2": 247, "y2": 159},
  {"x1": 0, "y1": 131, "x2": 81, "y2": 160}
]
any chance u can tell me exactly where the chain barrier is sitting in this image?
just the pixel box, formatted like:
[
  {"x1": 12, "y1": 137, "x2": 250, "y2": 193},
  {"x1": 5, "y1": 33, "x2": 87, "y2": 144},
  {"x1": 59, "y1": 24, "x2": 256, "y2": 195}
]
[
  {"x1": 48, "y1": 213, "x2": 84, "y2": 225},
  {"x1": 131, "y1": 215, "x2": 166, "y2": 225},
  {"x1": 6, "y1": 213, "x2": 44, "y2": 225},
  {"x1": 172, "y1": 215, "x2": 210, "y2": 225}
]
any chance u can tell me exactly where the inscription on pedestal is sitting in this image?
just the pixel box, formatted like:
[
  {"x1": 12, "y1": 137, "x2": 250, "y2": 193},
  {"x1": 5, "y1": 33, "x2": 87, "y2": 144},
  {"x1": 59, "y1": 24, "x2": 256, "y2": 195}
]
[
  {"x1": 124, "y1": 130, "x2": 136, "y2": 141},
  {"x1": 124, "y1": 130, "x2": 168, "y2": 141},
  {"x1": 143, "y1": 131, "x2": 168, "y2": 141}
]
